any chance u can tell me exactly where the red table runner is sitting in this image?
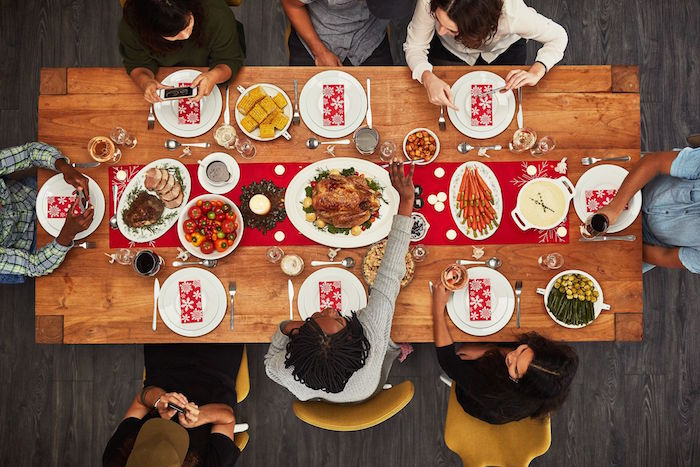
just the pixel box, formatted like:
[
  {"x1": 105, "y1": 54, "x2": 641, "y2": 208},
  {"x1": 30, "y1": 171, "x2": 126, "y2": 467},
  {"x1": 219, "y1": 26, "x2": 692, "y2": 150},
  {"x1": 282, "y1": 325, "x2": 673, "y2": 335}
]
[{"x1": 108, "y1": 159, "x2": 567, "y2": 249}]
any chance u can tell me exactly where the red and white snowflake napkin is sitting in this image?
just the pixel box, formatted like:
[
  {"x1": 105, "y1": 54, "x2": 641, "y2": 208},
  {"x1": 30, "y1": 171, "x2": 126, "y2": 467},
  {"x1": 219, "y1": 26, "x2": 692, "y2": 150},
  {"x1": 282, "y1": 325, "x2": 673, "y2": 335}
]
[
  {"x1": 179, "y1": 279, "x2": 204, "y2": 324},
  {"x1": 47, "y1": 196, "x2": 82, "y2": 218},
  {"x1": 319, "y1": 280, "x2": 342, "y2": 311},
  {"x1": 468, "y1": 278, "x2": 492, "y2": 321},
  {"x1": 322, "y1": 84, "x2": 345, "y2": 127},
  {"x1": 585, "y1": 189, "x2": 627, "y2": 213},
  {"x1": 471, "y1": 84, "x2": 493, "y2": 127},
  {"x1": 177, "y1": 82, "x2": 200, "y2": 125}
]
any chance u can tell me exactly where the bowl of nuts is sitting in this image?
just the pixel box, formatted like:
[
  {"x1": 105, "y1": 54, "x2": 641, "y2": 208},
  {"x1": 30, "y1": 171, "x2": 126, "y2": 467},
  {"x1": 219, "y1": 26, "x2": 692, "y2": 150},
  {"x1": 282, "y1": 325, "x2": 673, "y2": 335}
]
[{"x1": 403, "y1": 128, "x2": 440, "y2": 165}]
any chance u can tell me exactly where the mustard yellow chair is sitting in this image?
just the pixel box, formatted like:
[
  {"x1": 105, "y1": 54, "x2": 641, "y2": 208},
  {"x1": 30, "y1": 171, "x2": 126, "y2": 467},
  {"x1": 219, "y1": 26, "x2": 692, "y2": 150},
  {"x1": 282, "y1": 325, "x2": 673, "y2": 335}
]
[
  {"x1": 444, "y1": 384, "x2": 551, "y2": 467},
  {"x1": 121, "y1": 0, "x2": 241, "y2": 5},
  {"x1": 292, "y1": 381, "x2": 414, "y2": 431},
  {"x1": 235, "y1": 345, "x2": 250, "y2": 403}
]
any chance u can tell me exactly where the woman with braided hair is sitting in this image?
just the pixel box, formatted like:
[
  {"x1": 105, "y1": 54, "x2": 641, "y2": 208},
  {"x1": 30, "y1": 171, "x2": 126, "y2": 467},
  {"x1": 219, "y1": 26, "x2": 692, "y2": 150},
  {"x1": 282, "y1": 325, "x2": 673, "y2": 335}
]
[
  {"x1": 432, "y1": 281, "x2": 578, "y2": 423},
  {"x1": 264, "y1": 160, "x2": 415, "y2": 402}
]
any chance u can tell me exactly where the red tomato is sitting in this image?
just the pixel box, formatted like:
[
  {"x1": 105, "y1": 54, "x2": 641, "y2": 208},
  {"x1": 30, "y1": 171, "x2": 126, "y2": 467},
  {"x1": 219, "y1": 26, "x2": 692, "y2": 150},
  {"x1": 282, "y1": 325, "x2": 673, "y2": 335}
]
[
  {"x1": 216, "y1": 213, "x2": 225, "y2": 221},
  {"x1": 222, "y1": 219, "x2": 236, "y2": 234},
  {"x1": 183, "y1": 219, "x2": 197, "y2": 234},
  {"x1": 201, "y1": 201, "x2": 213, "y2": 212},
  {"x1": 200, "y1": 240, "x2": 214, "y2": 255},
  {"x1": 188, "y1": 206, "x2": 202, "y2": 220}
]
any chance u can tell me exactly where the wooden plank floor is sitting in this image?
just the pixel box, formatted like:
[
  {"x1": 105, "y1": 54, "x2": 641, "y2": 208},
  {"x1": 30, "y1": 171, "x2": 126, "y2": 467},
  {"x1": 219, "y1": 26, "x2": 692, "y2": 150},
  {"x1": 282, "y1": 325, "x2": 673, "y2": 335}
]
[{"x1": 0, "y1": 0, "x2": 698, "y2": 465}]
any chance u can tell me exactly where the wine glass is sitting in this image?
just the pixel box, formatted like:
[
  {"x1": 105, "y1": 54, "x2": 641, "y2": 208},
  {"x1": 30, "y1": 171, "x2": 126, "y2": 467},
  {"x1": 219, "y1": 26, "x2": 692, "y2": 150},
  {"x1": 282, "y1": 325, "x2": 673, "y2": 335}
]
[
  {"x1": 379, "y1": 141, "x2": 396, "y2": 163},
  {"x1": 411, "y1": 244, "x2": 428, "y2": 263},
  {"x1": 265, "y1": 246, "x2": 284, "y2": 263},
  {"x1": 235, "y1": 136, "x2": 256, "y2": 159},
  {"x1": 110, "y1": 127, "x2": 137, "y2": 149},
  {"x1": 530, "y1": 136, "x2": 556, "y2": 156},
  {"x1": 538, "y1": 252, "x2": 564, "y2": 270}
]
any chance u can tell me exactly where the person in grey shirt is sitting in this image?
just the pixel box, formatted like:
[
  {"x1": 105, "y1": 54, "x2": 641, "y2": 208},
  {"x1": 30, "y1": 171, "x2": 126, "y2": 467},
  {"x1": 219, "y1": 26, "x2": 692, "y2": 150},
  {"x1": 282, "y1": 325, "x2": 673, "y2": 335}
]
[
  {"x1": 282, "y1": 0, "x2": 411, "y2": 66},
  {"x1": 264, "y1": 161, "x2": 415, "y2": 403}
]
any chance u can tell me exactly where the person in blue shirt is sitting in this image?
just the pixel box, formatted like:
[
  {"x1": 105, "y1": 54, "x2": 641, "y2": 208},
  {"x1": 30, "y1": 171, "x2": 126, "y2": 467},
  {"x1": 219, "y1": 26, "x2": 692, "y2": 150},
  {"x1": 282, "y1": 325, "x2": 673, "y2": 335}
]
[{"x1": 596, "y1": 147, "x2": 700, "y2": 273}]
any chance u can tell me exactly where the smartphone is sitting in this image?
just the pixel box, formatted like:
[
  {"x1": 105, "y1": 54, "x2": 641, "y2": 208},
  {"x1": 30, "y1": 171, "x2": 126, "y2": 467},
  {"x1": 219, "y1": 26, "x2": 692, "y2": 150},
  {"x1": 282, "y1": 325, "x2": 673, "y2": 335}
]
[
  {"x1": 167, "y1": 402, "x2": 185, "y2": 414},
  {"x1": 76, "y1": 189, "x2": 89, "y2": 211},
  {"x1": 158, "y1": 86, "x2": 198, "y2": 101}
]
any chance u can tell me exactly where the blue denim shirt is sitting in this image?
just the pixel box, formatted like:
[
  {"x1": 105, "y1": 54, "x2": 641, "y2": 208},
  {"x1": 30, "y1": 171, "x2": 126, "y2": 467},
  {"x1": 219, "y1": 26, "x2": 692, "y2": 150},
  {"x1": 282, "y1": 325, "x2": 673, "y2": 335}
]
[{"x1": 641, "y1": 147, "x2": 700, "y2": 273}]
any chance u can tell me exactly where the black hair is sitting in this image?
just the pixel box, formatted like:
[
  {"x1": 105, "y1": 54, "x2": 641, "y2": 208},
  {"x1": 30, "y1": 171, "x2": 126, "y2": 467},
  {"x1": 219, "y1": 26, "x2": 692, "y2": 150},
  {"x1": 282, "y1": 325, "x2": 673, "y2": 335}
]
[
  {"x1": 123, "y1": 0, "x2": 205, "y2": 54},
  {"x1": 471, "y1": 332, "x2": 578, "y2": 421},
  {"x1": 284, "y1": 312, "x2": 370, "y2": 393},
  {"x1": 430, "y1": 0, "x2": 503, "y2": 49}
]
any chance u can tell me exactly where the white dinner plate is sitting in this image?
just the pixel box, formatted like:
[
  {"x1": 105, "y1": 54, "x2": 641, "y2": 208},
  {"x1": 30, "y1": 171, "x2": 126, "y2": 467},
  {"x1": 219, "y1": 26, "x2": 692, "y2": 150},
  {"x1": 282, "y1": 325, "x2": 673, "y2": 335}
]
[
  {"x1": 447, "y1": 71, "x2": 516, "y2": 139},
  {"x1": 234, "y1": 83, "x2": 292, "y2": 141},
  {"x1": 197, "y1": 152, "x2": 240, "y2": 195},
  {"x1": 448, "y1": 161, "x2": 503, "y2": 240},
  {"x1": 537, "y1": 269, "x2": 609, "y2": 329},
  {"x1": 284, "y1": 157, "x2": 399, "y2": 248},
  {"x1": 36, "y1": 174, "x2": 105, "y2": 241},
  {"x1": 573, "y1": 164, "x2": 641, "y2": 233},
  {"x1": 446, "y1": 267, "x2": 515, "y2": 336},
  {"x1": 299, "y1": 70, "x2": 367, "y2": 138},
  {"x1": 297, "y1": 267, "x2": 368, "y2": 320},
  {"x1": 117, "y1": 158, "x2": 191, "y2": 243},
  {"x1": 158, "y1": 268, "x2": 227, "y2": 337},
  {"x1": 154, "y1": 69, "x2": 223, "y2": 138}
]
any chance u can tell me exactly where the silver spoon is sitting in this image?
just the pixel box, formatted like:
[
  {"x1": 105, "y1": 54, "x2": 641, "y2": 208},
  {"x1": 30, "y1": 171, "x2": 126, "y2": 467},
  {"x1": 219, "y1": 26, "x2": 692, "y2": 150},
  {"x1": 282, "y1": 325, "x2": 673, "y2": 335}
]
[
  {"x1": 306, "y1": 138, "x2": 351, "y2": 149},
  {"x1": 457, "y1": 257, "x2": 502, "y2": 269},
  {"x1": 109, "y1": 184, "x2": 119, "y2": 230},
  {"x1": 172, "y1": 259, "x2": 218, "y2": 268},
  {"x1": 310, "y1": 257, "x2": 355, "y2": 268},
  {"x1": 165, "y1": 139, "x2": 211, "y2": 150},
  {"x1": 457, "y1": 142, "x2": 502, "y2": 154}
]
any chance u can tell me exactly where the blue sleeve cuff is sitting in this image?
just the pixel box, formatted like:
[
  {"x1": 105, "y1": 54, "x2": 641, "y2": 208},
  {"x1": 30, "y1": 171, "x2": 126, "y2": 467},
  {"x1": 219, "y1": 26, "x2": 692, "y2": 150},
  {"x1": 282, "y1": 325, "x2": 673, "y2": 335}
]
[
  {"x1": 670, "y1": 147, "x2": 700, "y2": 180},
  {"x1": 678, "y1": 247, "x2": 700, "y2": 274}
]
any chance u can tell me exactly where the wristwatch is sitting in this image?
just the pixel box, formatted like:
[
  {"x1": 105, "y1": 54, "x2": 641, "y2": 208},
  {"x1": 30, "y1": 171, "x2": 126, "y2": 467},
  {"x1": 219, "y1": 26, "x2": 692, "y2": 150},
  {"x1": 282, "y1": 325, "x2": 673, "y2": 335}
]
[{"x1": 153, "y1": 396, "x2": 162, "y2": 410}]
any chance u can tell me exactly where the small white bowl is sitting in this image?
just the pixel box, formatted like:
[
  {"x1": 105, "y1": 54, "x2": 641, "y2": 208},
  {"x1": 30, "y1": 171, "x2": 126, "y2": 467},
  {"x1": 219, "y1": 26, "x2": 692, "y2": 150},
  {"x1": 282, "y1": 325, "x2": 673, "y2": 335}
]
[
  {"x1": 403, "y1": 128, "x2": 440, "y2": 165},
  {"x1": 177, "y1": 194, "x2": 244, "y2": 260}
]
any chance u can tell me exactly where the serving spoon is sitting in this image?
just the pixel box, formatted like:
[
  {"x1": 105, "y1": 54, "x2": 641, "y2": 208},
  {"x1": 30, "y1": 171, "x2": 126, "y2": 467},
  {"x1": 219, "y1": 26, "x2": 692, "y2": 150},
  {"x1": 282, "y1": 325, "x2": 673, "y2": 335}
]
[
  {"x1": 310, "y1": 257, "x2": 355, "y2": 268},
  {"x1": 172, "y1": 259, "x2": 218, "y2": 268},
  {"x1": 165, "y1": 139, "x2": 211, "y2": 150},
  {"x1": 306, "y1": 138, "x2": 351, "y2": 149},
  {"x1": 457, "y1": 256, "x2": 502, "y2": 269},
  {"x1": 457, "y1": 142, "x2": 502, "y2": 154},
  {"x1": 109, "y1": 184, "x2": 119, "y2": 230}
]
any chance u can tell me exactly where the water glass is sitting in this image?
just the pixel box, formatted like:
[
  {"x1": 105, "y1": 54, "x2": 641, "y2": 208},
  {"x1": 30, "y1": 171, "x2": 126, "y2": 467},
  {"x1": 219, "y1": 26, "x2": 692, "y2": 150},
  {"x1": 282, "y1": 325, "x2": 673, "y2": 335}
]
[
  {"x1": 411, "y1": 244, "x2": 428, "y2": 263},
  {"x1": 114, "y1": 248, "x2": 135, "y2": 265},
  {"x1": 235, "y1": 136, "x2": 256, "y2": 159},
  {"x1": 265, "y1": 246, "x2": 284, "y2": 263},
  {"x1": 110, "y1": 127, "x2": 137, "y2": 148},
  {"x1": 530, "y1": 136, "x2": 556, "y2": 156},
  {"x1": 538, "y1": 252, "x2": 564, "y2": 270},
  {"x1": 379, "y1": 141, "x2": 396, "y2": 162}
]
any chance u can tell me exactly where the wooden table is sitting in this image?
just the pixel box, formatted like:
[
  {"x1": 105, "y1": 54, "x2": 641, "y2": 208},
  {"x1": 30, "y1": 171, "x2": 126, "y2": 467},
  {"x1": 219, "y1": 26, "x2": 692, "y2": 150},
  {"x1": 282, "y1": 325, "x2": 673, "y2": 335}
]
[{"x1": 35, "y1": 65, "x2": 642, "y2": 344}]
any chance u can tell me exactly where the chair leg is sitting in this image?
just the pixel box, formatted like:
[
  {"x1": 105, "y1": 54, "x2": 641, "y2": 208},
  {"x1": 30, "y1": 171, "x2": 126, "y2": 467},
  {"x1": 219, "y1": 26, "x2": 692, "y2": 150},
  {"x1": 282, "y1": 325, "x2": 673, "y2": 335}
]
[{"x1": 439, "y1": 373, "x2": 452, "y2": 387}]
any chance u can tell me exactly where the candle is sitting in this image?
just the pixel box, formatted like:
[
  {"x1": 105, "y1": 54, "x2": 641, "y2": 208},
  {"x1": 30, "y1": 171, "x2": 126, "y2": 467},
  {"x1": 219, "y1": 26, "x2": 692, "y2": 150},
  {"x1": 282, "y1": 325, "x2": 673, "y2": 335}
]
[{"x1": 249, "y1": 194, "x2": 271, "y2": 215}]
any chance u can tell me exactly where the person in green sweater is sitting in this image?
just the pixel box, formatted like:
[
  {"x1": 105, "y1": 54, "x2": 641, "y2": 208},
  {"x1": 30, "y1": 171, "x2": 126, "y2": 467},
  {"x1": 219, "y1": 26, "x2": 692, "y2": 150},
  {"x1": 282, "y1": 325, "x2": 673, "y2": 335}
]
[{"x1": 119, "y1": 0, "x2": 245, "y2": 104}]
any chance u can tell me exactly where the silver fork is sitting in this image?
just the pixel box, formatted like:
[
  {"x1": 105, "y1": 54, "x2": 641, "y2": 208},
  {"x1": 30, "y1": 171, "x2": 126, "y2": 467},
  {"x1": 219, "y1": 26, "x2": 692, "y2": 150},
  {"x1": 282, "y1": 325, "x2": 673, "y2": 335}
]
[
  {"x1": 438, "y1": 106, "x2": 446, "y2": 131},
  {"x1": 514, "y1": 280, "x2": 522, "y2": 328},
  {"x1": 581, "y1": 155, "x2": 631, "y2": 166},
  {"x1": 76, "y1": 241, "x2": 96, "y2": 249},
  {"x1": 147, "y1": 104, "x2": 155, "y2": 130},
  {"x1": 228, "y1": 281, "x2": 236, "y2": 330},
  {"x1": 292, "y1": 80, "x2": 301, "y2": 126}
]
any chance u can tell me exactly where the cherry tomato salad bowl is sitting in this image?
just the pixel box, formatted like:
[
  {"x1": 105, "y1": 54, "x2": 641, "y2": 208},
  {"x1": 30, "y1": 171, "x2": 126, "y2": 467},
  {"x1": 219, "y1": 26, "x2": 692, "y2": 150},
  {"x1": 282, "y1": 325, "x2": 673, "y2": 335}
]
[{"x1": 177, "y1": 194, "x2": 244, "y2": 260}]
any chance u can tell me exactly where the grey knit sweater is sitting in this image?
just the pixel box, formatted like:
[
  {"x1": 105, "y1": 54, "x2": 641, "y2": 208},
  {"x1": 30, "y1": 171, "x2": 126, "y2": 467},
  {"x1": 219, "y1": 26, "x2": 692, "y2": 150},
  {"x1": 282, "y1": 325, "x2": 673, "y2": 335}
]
[{"x1": 264, "y1": 215, "x2": 412, "y2": 403}]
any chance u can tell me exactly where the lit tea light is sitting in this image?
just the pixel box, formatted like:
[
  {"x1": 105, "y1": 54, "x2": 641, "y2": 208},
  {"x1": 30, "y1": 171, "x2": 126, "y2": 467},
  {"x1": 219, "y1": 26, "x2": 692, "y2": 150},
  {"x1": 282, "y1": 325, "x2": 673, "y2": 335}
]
[
  {"x1": 446, "y1": 229, "x2": 457, "y2": 240},
  {"x1": 434, "y1": 167, "x2": 445, "y2": 178},
  {"x1": 249, "y1": 194, "x2": 271, "y2": 215},
  {"x1": 556, "y1": 226, "x2": 568, "y2": 237},
  {"x1": 274, "y1": 164, "x2": 285, "y2": 175},
  {"x1": 274, "y1": 231, "x2": 285, "y2": 242},
  {"x1": 526, "y1": 165, "x2": 537, "y2": 176},
  {"x1": 116, "y1": 170, "x2": 127, "y2": 182}
]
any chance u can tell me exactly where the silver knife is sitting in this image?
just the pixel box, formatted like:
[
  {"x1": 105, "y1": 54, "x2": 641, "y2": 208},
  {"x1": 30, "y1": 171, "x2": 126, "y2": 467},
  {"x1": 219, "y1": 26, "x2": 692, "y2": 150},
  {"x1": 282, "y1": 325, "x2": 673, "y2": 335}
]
[
  {"x1": 152, "y1": 278, "x2": 160, "y2": 331},
  {"x1": 579, "y1": 235, "x2": 636, "y2": 242},
  {"x1": 288, "y1": 279, "x2": 294, "y2": 320},
  {"x1": 472, "y1": 86, "x2": 505, "y2": 98},
  {"x1": 516, "y1": 87, "x2": 523, "y2": 129},
  {"x1": 228, "y1": 281, "x2": 236, "y2": 330},
  {"x1": 71, "y1": 161, "x2": 101, "y2": 168}
]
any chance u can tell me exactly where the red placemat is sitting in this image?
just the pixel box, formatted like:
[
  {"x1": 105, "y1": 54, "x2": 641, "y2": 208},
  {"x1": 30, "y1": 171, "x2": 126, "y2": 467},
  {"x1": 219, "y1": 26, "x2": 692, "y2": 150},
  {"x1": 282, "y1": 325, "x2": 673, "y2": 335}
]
[{"x1": 108, "y1": 159, "x2": 568, "y2": 248}]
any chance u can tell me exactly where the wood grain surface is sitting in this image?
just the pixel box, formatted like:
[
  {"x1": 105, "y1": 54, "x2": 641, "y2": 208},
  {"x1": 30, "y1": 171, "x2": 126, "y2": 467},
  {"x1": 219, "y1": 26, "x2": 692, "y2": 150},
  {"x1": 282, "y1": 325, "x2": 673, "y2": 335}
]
[{"x1": 36, "y1": 65, "x2": 642, "y2": 344}]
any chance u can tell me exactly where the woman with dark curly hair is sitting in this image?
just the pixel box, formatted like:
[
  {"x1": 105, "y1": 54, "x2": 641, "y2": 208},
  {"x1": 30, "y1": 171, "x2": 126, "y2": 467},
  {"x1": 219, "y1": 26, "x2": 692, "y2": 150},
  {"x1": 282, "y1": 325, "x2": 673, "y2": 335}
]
[
  {"x1": 431, "y1": 281, "x2": 578, "y2": 423},
  {"x1": 403, "y1": 0, "x2": 568, "y2": 110},
  {"x1": 119, "y1": 0, "x2": 245, "y2": 104},
  {"x1": 264, "y1": 161, "x2": 415, "y2": 403}
]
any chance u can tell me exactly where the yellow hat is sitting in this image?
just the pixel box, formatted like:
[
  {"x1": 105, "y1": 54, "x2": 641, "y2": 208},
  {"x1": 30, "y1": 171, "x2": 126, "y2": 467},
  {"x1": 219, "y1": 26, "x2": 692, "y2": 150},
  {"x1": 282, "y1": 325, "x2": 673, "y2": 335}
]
[{"x1": 126, "y1": 418, "x2": 189, "y2": 467}]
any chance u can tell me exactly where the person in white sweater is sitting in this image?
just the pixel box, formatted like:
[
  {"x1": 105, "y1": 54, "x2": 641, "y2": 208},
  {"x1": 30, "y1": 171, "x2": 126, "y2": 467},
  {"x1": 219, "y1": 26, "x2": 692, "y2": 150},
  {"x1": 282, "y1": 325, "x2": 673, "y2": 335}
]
[
  {"x1": 403, "y1": 0, "x2": 568, "y2": 109},
  {"x1": 264, "y1": 161, "x2": 415, "y2": 403}
]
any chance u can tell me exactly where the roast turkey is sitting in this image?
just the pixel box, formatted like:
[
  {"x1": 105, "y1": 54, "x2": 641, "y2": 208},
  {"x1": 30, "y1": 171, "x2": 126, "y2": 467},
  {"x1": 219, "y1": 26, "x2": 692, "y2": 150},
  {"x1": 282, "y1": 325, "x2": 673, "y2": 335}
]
[{"x1": 312, "y1": 174, "x2": 380, "y2": 228}]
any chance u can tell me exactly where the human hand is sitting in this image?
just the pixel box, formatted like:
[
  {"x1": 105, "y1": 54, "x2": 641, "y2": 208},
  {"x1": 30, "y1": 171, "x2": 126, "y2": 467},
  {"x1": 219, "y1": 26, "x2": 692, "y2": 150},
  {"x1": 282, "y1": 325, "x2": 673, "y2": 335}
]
[
  {"x1": 178, "y1": 402, "x2": 201, "y2": 428},
  {"x1": 504, "y1": 66, "x2": 546, "y2": 91},
  {"x1": 594, "y1": 201, "x2": 624, "y2": 228},
  {"x1": 156, "y1": 392, "x2": 189, "y2": 420},
  {"x1": 389, "y1": 159, "x2": 415, "y2": 217},
  {"x1": 56, "y1": 198, "x2": 94, "y2": 246},
  {"x1": 422, "y1": 72, "x2": 458, "y2": 110},
  {"x1": 190, "y1": 72, "x2": 216, "y2": 103},
  {"x1": 314, "y1": 48, "x2": 342, "y2": 67},
  {"x1": 143, "y1": 79, "x2": 169, "y2": 104},
  {"x1": 56, "y1": 159, "x2": 90, "y2": 199},
  {"x1": 432, "y1": 280, "x2": 451, "y2": 315}
]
